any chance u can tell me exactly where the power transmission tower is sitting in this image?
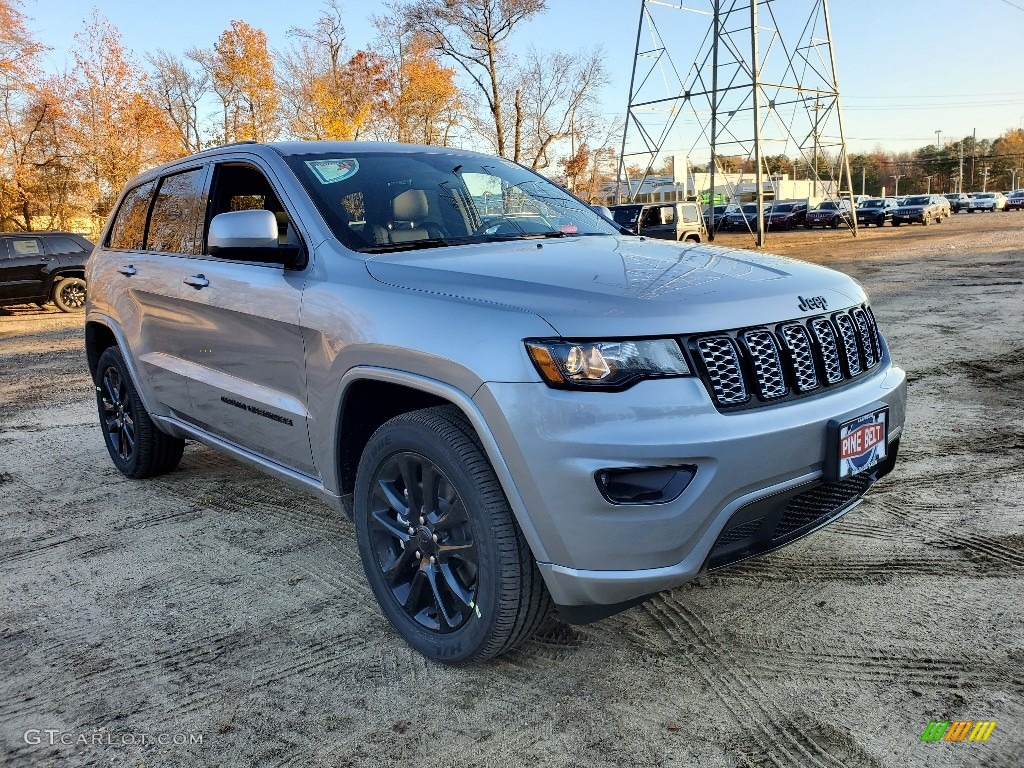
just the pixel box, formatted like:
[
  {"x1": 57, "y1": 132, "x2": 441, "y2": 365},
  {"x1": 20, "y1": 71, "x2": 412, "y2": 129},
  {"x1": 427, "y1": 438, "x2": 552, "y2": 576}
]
[{"x1": 616, "y1": 0, "x2": 858, "y2": 245}]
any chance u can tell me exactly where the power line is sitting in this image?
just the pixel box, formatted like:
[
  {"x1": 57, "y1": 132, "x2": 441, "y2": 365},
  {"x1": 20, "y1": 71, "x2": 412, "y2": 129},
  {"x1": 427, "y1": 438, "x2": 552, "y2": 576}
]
[{"x1": 996, "y1": 0, "x2": 1024, "y2": 13}]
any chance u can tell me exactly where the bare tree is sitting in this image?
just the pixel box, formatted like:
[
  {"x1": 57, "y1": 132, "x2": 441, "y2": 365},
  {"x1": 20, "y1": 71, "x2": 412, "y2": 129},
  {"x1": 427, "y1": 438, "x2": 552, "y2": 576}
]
[
  {"x1": 516, "y1": 46, "x2": 607, "y2": 170},
  {"x1": 404, "y1": 0, "x2": 545, "y2": 158},
  {"x1": 146, "y1": 49, "x2": 208, "y2": 153}
]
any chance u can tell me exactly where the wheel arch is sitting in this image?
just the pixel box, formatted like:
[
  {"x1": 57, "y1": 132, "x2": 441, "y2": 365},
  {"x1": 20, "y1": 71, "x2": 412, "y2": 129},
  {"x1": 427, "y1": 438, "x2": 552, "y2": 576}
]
[
  {"x1": 84, "y1": 315, "x2": 158, "y2": 417},
  {"x1": 333, "y1": 367, "x2": 550, "y2": 563}
]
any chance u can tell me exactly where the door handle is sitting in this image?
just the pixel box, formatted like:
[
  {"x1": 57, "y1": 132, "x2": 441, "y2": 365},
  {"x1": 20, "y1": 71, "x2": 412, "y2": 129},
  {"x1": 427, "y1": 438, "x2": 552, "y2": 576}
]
[
  {"x1": 183, "y1": 274, "x2": 210, "y2": 289},
  {"x1": 117, "y1": 265, "x2": 137, "y2": 276}
]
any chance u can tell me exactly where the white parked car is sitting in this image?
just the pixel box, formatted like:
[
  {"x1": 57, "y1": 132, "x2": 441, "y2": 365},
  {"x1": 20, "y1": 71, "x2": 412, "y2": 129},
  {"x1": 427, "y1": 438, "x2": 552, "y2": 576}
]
[{"x1": 969, "y1": 192, "x2": 1006, "y2": 212}]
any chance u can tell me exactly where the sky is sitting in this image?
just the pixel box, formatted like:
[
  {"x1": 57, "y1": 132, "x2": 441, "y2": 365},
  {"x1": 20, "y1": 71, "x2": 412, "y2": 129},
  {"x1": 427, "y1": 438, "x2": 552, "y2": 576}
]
[{"x1": 24, "y1": 0, "x2": 1024, "y2": 158}]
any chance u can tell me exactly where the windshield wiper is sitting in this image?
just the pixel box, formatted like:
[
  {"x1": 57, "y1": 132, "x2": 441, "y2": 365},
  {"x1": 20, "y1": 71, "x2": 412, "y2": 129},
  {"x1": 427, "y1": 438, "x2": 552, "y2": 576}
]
[{"x1": 359, "y1": 238, "x2": 453, "y2": 254}]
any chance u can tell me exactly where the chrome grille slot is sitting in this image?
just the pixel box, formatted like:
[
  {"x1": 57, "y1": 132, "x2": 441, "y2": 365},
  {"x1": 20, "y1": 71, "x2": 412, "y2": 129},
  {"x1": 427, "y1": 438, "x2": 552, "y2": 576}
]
[
  {"x1": 741, "y1": 330, "x2": 788, "y2": 399},
  {"x1": 810, "y1": 318, "x2": 844, "y2": 384},
  {"x1": 779, "y1": 323, "x2": 819, "y2": 392},
  {"x1": 864, "y1": 306, "x2": 882, "y2": 361},
  {"x1": 696, "y1": 336, "x2": 749, "y2": 405},
  {"x1": 834, "y1": 313, "x2": 863, "y2": 376},
  {"x1": 851, "y1": 307, "x2": 877, "y2": 368}
]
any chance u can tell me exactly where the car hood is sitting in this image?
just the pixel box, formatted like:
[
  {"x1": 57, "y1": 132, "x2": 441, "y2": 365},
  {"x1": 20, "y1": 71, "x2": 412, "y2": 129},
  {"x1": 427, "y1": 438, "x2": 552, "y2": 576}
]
[{"x1": 363, "y1": 236, "x2": 865, "y2": 337}]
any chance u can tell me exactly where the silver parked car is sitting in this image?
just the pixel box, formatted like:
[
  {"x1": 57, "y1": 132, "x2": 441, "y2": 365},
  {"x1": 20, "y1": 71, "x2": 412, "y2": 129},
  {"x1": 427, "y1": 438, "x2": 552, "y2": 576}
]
[{"x1": 85, "y1": 141, "x2": 907, "y2": 662}]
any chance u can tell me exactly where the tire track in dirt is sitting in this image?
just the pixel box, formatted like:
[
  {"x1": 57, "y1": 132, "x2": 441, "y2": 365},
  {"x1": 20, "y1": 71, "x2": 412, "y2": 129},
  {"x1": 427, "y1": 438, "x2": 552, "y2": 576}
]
[
  {"x1": 632, "y1": 595, "x2": 880, "y2": 768},
  {"x1": 718, "y1": 638, "x2": 1024, "y2": 694}
]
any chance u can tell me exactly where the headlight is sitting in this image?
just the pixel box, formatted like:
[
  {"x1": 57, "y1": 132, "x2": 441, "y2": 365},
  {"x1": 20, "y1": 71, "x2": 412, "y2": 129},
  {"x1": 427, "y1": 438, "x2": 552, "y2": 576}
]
[{"x1": 525, "y1": 338, "x2": 691, "y2": 390}]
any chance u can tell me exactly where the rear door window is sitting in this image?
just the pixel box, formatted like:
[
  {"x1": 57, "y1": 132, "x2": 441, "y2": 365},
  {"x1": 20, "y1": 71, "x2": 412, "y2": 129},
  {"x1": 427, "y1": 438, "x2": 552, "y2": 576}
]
[
  {"x1": 44, "y1": 236, "x2": 88, "y2": 255},
  {"x1": 108, "y1": 180, "x2": 158, "y2": 250},
  {"x1": 147, "y1": 168, "x2": 208, "y2": 255}
]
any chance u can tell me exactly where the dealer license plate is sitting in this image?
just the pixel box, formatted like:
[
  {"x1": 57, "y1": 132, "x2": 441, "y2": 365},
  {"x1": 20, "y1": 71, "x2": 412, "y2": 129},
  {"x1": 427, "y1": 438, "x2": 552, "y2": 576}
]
[{"x1": 836, "y1": 408, "x2": 888, "y2": 478}]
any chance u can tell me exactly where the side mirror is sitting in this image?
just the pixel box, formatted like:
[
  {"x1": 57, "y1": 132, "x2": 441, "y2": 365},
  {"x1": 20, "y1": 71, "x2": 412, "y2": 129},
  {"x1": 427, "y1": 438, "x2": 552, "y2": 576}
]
[{"x1": 208, "y1": 210, "x2": 305, "y2": 269}]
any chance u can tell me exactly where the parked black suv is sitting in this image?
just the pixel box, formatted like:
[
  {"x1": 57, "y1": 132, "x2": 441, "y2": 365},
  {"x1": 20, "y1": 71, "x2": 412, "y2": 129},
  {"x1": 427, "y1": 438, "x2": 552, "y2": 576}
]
[{"x1": 0, "y1": 232, "x2": 93, "y2": 312}]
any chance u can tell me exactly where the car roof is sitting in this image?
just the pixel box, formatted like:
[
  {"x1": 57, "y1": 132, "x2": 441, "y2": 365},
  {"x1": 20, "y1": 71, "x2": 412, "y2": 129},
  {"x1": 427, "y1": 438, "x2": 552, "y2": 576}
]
[{"x1": 0, "y1": 231, "x2": 85, "y2": 237}]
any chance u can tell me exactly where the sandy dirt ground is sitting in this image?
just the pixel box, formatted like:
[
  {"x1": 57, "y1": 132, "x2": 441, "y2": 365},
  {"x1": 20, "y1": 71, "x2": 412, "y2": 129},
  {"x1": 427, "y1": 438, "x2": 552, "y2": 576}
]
[{"x1": 1, "y1": 212, "x2": 1022, "y2": 767}]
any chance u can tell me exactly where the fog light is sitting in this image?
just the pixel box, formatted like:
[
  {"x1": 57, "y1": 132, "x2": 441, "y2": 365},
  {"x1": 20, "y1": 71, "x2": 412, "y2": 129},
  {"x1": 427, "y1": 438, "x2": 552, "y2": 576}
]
[{"x1": 595, "y1": 465, "x2": 696, "y2": 505}]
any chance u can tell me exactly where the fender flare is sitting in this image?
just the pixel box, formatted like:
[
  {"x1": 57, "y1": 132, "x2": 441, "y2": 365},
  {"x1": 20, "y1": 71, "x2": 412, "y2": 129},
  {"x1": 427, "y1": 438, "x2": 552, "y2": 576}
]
[{"x1": 335, "y1": 366, "x2": 551, "y2": 564}]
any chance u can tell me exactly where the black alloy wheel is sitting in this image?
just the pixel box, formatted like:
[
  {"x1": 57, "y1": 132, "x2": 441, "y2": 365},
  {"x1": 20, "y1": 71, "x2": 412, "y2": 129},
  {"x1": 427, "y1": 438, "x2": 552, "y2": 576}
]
[
  {"x1": 53, "y1": 277, "x2": 87, "y2": 312},
  {"x1": 353, "y1": 406, "x2": 552, "y2": 663},
  {"x1": 367, "y1": 451, "x2": 478, "y2": 633},
  {"x1": 93, "y1": 346, "x2": 185, "y2": 478},
  {"x1": 101, "y1": 365, "x2": 135, "y2": 462}
]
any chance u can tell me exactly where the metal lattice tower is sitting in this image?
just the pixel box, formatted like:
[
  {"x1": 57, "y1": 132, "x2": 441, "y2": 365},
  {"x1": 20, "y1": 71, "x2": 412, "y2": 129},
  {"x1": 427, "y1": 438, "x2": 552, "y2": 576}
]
[{"x1": 616, "y1": 0, "x2": 857, "y2": 245}]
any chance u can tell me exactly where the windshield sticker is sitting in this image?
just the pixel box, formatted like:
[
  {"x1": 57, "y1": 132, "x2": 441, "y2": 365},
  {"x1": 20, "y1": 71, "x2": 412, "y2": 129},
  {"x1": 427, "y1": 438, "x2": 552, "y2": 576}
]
[{"x1": 305, "y1": 158, "x2": 359, "y2": 184}]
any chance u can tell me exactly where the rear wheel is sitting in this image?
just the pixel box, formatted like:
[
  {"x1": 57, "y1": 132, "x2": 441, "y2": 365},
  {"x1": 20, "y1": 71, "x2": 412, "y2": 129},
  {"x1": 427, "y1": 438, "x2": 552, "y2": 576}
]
[
  {"x1": 354, "y1": 406, "x2": 552, "y2": 663},
  {"x1": 52, "y1": 277, "x2": 87, "y2": 312},
  {"x1": 95, "y1": 346, "x2": 185, "y2": 478}
]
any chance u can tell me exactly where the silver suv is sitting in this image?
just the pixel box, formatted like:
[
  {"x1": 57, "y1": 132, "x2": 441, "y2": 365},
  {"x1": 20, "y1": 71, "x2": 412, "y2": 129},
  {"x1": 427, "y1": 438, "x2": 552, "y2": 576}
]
[{"x1": 85, "y1": 141, "x2": 907, "y2": 662}]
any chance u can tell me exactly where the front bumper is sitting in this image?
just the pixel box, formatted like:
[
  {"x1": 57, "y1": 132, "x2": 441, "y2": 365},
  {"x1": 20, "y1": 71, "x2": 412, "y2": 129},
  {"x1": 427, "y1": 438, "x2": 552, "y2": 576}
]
[{"x1": 474, "y1": 356, "x2": 907, "y2": 612}]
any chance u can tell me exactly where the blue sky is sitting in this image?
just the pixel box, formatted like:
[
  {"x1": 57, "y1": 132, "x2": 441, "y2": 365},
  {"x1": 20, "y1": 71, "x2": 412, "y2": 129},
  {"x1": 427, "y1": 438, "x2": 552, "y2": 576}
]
[{"x1": 27, "y1": 0, "x2": 1024, "y2": 156}]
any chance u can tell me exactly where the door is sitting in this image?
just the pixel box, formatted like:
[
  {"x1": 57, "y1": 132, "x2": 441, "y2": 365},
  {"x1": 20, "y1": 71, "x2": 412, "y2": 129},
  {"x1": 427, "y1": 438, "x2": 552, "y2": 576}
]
[
  {"x1": 101, "y1": 175, "x2": 199, "y2": 416},
  {"x1": 0, "y1": 236, "x2": 50, "y2": 302},
  {"x1": 172, "y1": 160, "x2": 315, "y2": 477},
  {"x1": 639, "y1": 205, "x2": 677, "y2": 240}
]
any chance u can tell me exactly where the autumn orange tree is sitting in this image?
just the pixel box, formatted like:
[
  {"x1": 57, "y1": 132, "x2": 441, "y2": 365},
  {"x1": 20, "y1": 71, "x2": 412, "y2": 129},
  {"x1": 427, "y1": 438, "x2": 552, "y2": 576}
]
[
  {"x1": 0, "y1": 0, "x2": 54, "y2": 230},
  {"x1": 372, "y1": 11, "x2": 461, "y2": 145},
  {"x1": 192, "y1": 20, "x2": 281, "y2": 144},
  {"x1": 279, "y1": 2, "x2": 387, "y2": 141},
  {"x1": 67, "y1": 12, "x2": 178, "y2": 229}
]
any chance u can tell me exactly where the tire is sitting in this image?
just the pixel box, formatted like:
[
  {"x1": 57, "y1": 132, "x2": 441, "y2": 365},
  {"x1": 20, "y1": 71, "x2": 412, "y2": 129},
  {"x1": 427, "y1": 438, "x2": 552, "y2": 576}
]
[
  {"x1": 876, "y1": 215, "x2": 885, "y2": 227},
  {"x1": 52, "y1": 277, "x2": 87, "y2": 312},
  {"x1": 94, "y1": 346, "x2": 185, "y2": 478},
  {"x1": 922, "y1": 215, "x2": 930, "y2": 226},
  {"x1": 831, "y1": 217, "x2": 840, "y2": 229},
  {"x1": 353, "y1": 405, "x2": 552, "y2": 663},
  {"x1": 892, "y1": 220, "x2": 901, "y2": 227},
  {"x1": 804, "y1": 223, "x2": 813, "y2": 229}
]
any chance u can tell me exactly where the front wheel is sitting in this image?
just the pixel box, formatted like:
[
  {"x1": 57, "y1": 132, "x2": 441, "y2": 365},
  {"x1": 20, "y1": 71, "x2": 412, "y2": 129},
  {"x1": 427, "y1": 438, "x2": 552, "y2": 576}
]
[
  {"x1": 52, "y1": 277, "x2": 87, "y2": 312},
  {"x1": 892, "y1": 220, "x2": 901, "y2": 227},
  {"x1": 94, "y1": 347, "x2": 185, "y2": 478},
  {"x1": 354, "y1": 406, "x2": 552, "y2": 663}
]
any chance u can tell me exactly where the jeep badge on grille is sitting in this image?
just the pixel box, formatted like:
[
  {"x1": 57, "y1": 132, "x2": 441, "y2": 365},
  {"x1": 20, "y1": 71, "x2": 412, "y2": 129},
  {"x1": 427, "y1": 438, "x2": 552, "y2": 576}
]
[{"x1": 798, "y1": 295, "x2": 828, "y2": 312}]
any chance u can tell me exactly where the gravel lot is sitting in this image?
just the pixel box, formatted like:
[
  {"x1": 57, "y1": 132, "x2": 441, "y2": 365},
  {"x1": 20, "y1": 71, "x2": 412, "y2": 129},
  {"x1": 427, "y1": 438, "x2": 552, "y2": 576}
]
[{"x1": 1, "y1": 212, "x2": 1022, "y2": 767}]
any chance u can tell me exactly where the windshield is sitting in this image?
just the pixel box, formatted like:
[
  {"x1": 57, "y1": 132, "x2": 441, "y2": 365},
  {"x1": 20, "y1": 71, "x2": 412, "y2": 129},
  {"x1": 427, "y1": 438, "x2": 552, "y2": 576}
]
[
  {"x1": 817, "y1": 202, "x2": 838, "y2": 210},
  {"x1": 740, "y1": 204, "x2": 759, "y2": 214},
  {"x1": 771, "y1": 204, "x2": 794, "y2": 212},
  {"x1": 904, "y1": 196, "x2": 929, "y2": 205},
  {"x1": 975, "y1": 193, "x2": 993, "y2": 199},
  {"x1": 861, "y1": 200, "x2": 883, "y2": 208},
  {"x1": 284, "y1": 151, "x2": 618, "y2": 253}
]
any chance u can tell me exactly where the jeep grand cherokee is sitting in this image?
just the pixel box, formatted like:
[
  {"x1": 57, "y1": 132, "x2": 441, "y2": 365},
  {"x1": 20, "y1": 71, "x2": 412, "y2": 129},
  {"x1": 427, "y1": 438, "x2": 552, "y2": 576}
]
[{"x1": 85, "y1": 141, "x2": 906, "y2": 662}]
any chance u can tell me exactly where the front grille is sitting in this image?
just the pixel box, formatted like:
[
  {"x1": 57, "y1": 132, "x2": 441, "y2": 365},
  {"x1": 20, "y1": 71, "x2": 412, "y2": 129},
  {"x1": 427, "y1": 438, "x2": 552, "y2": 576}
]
[
  {"x1": 692, "y1": 304, "x2": 882, "y2": 411},
  {"x1": 772, "y1": 474, "x2": 872, "y2": 540},
  {"x1": 714, "y1": 517, "x2": 764, "y2": 547},
  {"x1": 707, "y1": 472, "x2": 878, "y2": 569}
]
